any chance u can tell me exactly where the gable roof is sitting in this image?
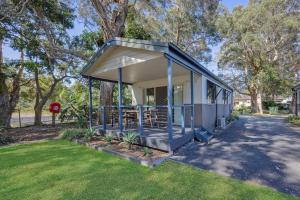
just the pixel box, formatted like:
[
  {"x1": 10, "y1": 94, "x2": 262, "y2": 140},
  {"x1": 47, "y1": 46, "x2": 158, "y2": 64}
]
[{"x1": 81, "y1": 37, "x2": 233, "y2": 92}]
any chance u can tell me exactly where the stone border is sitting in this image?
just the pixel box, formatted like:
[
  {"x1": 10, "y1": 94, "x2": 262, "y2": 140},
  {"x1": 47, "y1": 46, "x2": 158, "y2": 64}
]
[{"x1": 74, "y1": 139, "x2": 171, "y2": 168}]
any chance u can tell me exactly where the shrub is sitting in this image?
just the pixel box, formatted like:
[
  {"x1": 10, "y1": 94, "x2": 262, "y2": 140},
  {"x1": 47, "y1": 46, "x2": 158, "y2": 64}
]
[
  {"x1": 122, "y1": 131, "x2": 138, "y2": 150},
  {"x1": 142, "y1": 147, "x2": 153, "y2": 157},
  {"x1": 84, "y1": 128, "x2": 96, "y2": 141},
  {"x1": 0, "y1": 126, "x2": 5, "y2": 133},
  {"x1": 60, "y1": 128, "x2": 86, "y2": 141},
  {"x1": 77, "y1": 115, "x2": 88, "y2": 128},
  {"x1": 104, "y1": 134, "x2": 114, "y2": 144},
  {"x1": 236, "y1": 105, "x2": 251, "y2": 115},
  {"x1": 0, "y1": 134, "x2": 16, "y2": 145},
  {"x1": 269, "y1": 106, "x2": 278, "y2": 115},
  {"x1": 263, "y1": 100, "x2": 276, "y2": 110},
  {"x1": 287, "y1": 115, "x2": 300, "y2": 127}
]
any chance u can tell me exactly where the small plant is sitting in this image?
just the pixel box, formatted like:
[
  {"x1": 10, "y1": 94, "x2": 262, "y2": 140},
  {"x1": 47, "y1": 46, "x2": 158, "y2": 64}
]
[
  {"x1": 77, "y1": 115, "x2": 88, "y2": 128},
  {"x1": 60, "y1": 128, "x2": 86, "y2": 141},
  {"x1": 84, "y1": 128, "x2": 96, "y2": 141},
  {"x1": 287, "y1": 115, "x2": 300, "y2": 127},
  {"x1": 0, "y1": 126, "x2": 5, "y2": 133},
  {"x1": 122, "y1": 131, "x2": 138, "y2": 150},
  {"x1": 104, "y1": 134, "x2": 114, "y2": 144},
  {"x1": 142, "y1": 147, "x2": 153, "y2": 157},
  {"x1": 0, "y1": 134, "x2": 16, "y2": 145}
]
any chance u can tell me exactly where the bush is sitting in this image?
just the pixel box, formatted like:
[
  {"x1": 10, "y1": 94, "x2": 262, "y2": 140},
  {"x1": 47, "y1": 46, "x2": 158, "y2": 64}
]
[
  {"x1": 104, "y1": 134, "x2": 114, "y2": 144},
  {"x1": 236, "y1": 105, "x2": 251, "y2": 115},
  {"x1": 263, "y1": 100, "x2": 276, "y2": 110},
  {"x1": 0, "y1": 134, "x2": 16, "y2": 145},
  {"x1": 269, "y1": 106, "x2": 278, "y2": 115},
  {"x1": 226, "y1": 111, "x2": 239, "y2": 124},
  {"x1": 122, "y1": 131, "x2": 138, "y2": 150},
  {"x1": 142, "y1": 147, "x2": 153, "y2": 157},
  {"x1": 60, "y1": 129, "x2": 87, "y2": 141},
  {"x1": 84, "y1": 128, "x2": 96, "y2": 141},
  {"x1": 287, "y1": 115, "x2": 300, "y2": 127}
]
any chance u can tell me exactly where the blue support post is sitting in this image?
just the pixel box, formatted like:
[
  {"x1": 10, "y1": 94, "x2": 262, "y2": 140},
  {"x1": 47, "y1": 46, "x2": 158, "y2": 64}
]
[
  {"x1": 138, "y1": 105, "x2": 144, "y2": 136},
  {"x1": 181, "y1": 105, "x2": 185, "y2": 135},
  {"x1": 118, "y1": 68, "x2": 123, "y2": 133},
  {"x1": 190, "y1": 71, "x2": 195, "y2": 134},
  {"x1": 167, "y1": 58, "x2": 173, "y2": 153},
  {"x1": 88, "y1": 77, "x2": 93, "y2": 128},
  {"x1": 101, "y1": 106, "x2": 106, "y2": 131}
]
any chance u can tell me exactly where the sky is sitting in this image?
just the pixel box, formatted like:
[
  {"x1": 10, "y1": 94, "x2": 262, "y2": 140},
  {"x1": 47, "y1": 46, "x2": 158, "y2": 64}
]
[{"x1": 3, "y1": 0, "x2": 248, "y2": 74}]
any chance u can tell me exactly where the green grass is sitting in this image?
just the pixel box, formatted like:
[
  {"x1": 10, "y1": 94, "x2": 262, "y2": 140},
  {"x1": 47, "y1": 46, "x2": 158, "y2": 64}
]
[{"x1": 0, "y1": 140, "x2": 298, "y2": 200}]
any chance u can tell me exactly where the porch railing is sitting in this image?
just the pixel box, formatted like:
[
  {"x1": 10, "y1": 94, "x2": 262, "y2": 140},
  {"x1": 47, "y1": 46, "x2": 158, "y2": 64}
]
[{"x1": 99, "y1": 104, "x2": 193, "y2": 136}]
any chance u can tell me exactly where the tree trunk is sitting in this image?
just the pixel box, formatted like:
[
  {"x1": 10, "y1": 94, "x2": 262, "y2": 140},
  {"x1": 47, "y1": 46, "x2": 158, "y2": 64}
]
[
  {"x1": 250, "y1": 88, "x2": 263, "y2": 114},
  {"x1": 290, "y1": 92, "x2": 296, "y2": 114},
  {"x1": 33, "y1": 67, "x2": 59, "y2": 126},
  {"x1": 6, "y1": 50, "x2": 25, "y2": 127},
  {"x1": 0, "y1": 39, "x2": 11, "y2": 128}
]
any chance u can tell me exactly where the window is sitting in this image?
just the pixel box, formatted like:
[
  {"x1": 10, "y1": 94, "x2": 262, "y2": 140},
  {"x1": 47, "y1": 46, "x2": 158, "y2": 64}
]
[
  {"x1": 144, "y1": 88, "x2": 155, "y2": 105},
  {"x1": 223, "y1": 90, "x2": 228, "y2": 104},
  {"x1": 207, "y1": 81, "x2": 216, "y2": 104}
]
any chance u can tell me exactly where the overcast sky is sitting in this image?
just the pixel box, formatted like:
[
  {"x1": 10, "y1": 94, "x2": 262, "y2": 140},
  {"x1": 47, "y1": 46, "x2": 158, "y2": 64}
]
[{"x1": 3, "y1": 0, "x2": 248, "y2": 74}]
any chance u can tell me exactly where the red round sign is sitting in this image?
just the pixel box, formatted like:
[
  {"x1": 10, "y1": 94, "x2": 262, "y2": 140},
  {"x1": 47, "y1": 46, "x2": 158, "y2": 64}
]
[{"x1": 49, "y1": 102, "x2": 61, "y2": 113}]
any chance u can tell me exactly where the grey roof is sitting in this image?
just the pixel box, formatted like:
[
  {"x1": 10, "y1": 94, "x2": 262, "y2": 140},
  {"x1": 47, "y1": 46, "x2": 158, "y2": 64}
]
[{"x1": 81, "y1": 37, "x2": 233, "y2": 92}]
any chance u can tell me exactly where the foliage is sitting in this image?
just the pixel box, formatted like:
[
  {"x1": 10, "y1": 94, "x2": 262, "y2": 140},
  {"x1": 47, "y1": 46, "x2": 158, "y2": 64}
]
[
  {"x1": 236, "y1": 105, "x2": 251, "y2": 115},
  {"x1": 269, "y1": 107, "x2": 279, "y2": 115},
  {"x1": 0, "y1": 140, "x2": 297, "y2": 200},
  {"x1": 123, "y1": 6, "x2": 151, "y2": 40},
  {"x1": 84, "y1": 128, "x2": 96, "y2": 141},
  {"x1": 287, "y1": 115, "x2": 300, "y2": 127},
  {"x1": 217, "y1": 0, "x2": 300, "y2": 113},
  {"x1": 263, "y1": 101, "x2": 277, "y2": 110},
  {"x1": 137, "y1": 0, "x2": 221, "y2": 62},
  {"x1": 104, "y1": 134, "x2": 114, "y2": 144},
  {"x1": 142, "y1": 147, "x2": 153, "y2": 157},
  {"x1": 226, "y1": 111, "x2": 239, "y2": 124},
  {"x1": 0, "y1": 134, "x2": 16, "y2": 145},
  {"x1": 59, "y1": 128, "x2": 87, "y2": 141},
  {"x1": 122, "y1": 131, "x2": 138, "y2": 150},
  {"x1": 58, "y1": 82, "x2": 92, "y2": 128}
]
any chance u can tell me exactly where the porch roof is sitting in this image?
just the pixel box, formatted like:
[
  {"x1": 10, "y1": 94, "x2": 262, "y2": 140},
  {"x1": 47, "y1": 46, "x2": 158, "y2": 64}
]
[{"x1": 81, "y1": 37, "x2": 233, "y2": 92}]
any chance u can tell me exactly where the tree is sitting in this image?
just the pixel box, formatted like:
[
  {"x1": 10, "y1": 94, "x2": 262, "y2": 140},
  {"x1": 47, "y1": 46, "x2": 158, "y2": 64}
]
[
  {"x1": 0, "y1": 0, "x2": 30, "y2": 128},
  {"x1": 217, "y1": 0, "x2": 300, "y2": 113},
  {"x1": 136, "y1": 0, "x2": 221, "y2": 62}
]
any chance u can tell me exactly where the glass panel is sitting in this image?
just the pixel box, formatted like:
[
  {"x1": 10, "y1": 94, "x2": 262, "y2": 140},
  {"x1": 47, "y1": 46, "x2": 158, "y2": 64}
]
[
  {"x1": 173, "y1": 85, "x2": 183, "y2": 125},
  {"x1": 144, "y1": 88, "x2": 155, "y2": 105},
  {"x1": 207, "y1": 81, "x2": 216, "y2": 104}
]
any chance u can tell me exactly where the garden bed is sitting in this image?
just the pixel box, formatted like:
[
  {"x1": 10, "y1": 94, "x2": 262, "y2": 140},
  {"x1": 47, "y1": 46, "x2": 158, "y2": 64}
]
[{"x1": 76, "y1": 138, "x2": 170, "y2": 167}]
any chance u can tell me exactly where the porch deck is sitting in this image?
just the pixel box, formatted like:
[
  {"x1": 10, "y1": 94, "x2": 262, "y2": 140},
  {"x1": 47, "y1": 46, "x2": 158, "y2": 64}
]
[{"x1": 104, "y1": 126, "x2": 193, "y2": 152}]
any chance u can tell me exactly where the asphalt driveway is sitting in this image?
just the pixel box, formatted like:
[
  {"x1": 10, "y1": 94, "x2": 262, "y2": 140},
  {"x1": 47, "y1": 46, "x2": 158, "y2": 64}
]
[{"x1": 172, "y1": 115, "x2": 300, "y2": 197}]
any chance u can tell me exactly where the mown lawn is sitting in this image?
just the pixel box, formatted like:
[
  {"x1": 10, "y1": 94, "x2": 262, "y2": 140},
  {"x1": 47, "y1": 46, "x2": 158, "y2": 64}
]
[{"x1": 0, "y1": 140, "x2": 298, "y2": 200}]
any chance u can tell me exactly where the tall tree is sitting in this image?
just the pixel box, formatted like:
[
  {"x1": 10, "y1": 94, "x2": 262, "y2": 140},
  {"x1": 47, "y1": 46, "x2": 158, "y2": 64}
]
[
  {"x1": 136, "y1": 0, "x2": 221, "y2": 62},
  {"x1": 217, "y1": 0, "x2": 300, "y2": 113},
  {"x1": 0, "y1": 0, "x2": 30, "y2": 128}
]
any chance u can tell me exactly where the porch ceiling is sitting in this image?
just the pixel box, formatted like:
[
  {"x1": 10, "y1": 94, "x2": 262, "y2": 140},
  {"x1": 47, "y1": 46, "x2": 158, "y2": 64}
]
[{"x1": 84, "y1": 46, "x2": 189, "y2": 84}]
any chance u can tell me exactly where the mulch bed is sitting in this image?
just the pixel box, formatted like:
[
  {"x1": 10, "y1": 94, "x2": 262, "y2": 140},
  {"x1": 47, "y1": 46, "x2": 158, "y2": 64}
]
[
  {"x1": 1, "y1": 123, "x2": 77, "y2": 142},
  {"x1": 78, "y1": 138, "x2": 170, "y2": 167}
]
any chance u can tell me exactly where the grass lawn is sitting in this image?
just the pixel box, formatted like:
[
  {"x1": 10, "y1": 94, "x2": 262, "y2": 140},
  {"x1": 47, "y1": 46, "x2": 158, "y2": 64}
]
[{"x1": 0, "y1": 140, "x2": 298, "y2": 200}]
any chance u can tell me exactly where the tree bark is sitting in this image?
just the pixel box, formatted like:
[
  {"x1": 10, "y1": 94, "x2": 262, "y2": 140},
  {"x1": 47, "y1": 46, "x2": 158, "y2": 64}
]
[
  {"x1": 33, "y1": 67, "x2": 59, "y2": 125},
  {"x1": 0, "y1": 39, "x2": 11, "y2": 128},
  {"x1": 250, "y1": 87, "x2": 263, "y2": 114}
]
